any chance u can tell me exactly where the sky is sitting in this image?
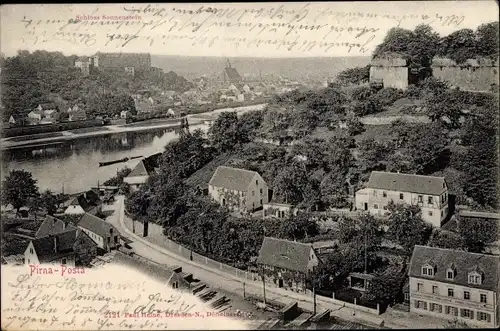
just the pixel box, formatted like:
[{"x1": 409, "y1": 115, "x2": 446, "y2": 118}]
[{"x1": 0, "y1": 1, "x2": 498, "y2": 58}]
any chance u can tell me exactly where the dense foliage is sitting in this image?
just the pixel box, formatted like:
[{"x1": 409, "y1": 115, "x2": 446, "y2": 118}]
[
  {"x1": 373, "y1": 22, "x2": 499, "y2": 65},
  {"x1": 0, "y1": 50, "x2": 194, "y2": 119}
]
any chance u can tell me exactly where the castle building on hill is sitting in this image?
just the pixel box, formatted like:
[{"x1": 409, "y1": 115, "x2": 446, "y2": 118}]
[{"x1": 369, "y1": 55, "x2": 421, "y2": 90}]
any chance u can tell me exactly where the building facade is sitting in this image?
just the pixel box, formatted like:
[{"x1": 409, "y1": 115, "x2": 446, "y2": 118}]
[
  {"x1": 256, "y1": 237, "x2": 320, "y2": 293},
  {"x1": 409, "y1": 245, "x2": 500, "y2": 328},
  {"x1": 355, "y1": 171, "x2": 449, "y2": 227},
  {"x1": 208, "y1": 166, "x2": 268, "y2": 212},
  {"x1": 76, "y1": 213, "x2": 121, "y2": 252}
]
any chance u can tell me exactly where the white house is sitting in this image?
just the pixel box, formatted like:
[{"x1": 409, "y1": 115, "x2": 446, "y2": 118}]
[
  {"x1": 355, "y1": 171, "x2": 449, "y2": 227},
  {"x1": 208, "y1": 166, "x2": 268, "y2": 212},
  {"x1": 76, "y1": 213, "x2": 120, "y2": 252},
  {"x1": 409, "y1": 245, "x2": 500, "y2": 328}
]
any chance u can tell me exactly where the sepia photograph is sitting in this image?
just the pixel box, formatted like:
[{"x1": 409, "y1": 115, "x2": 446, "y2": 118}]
[{"x1": 0, "y1": 1, "x2": 499, "y2": 330}]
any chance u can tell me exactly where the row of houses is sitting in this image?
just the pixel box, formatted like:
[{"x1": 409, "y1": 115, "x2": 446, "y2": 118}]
[
  {"x1": 8, "y1": 103, "x2": 87, "y2": 127},
  {"x1": 4, "y1": 211, "x2": 123, "y2": 268}
]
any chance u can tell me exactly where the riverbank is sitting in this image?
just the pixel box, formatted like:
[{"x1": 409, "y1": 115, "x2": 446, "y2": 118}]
[{"x1": 1, "y1": 104, "x2": 267, "y2": 150}]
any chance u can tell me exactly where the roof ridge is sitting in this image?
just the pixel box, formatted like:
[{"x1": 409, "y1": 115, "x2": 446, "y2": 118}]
[
  {"x1": 264, "y1": 236, "x2": 312, "y2": 247},
  {"x1": 217, "y1": 165, "x2": 257, "y2": 174},
  {"x1": 372, "y1": 171, "x2": 445, "y2": 180},
  {"x1": 415, "y1": 245, "x2": 499, "y2": 258}
]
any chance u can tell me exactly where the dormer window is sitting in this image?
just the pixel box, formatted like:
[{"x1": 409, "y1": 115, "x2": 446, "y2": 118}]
[
  {"x1": 446, "y1": 266, "x2": 456, "y2": 280},
  {"x1": 468, "y1": 271, "x2": 482, "y2": 285},
  {"x1": 422, "y1": 264, "x2": 435, "y2": 277}
]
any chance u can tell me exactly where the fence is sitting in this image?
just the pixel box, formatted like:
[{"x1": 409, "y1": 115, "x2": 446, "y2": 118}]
[{"x1": 123, "y1": 214, "x2": 260, "y2": 282}]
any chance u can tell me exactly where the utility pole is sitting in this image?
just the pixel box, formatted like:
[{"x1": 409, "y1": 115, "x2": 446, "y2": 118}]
[
  {"x1": 262, "y1": 272, "x2": 267, "y2": 306},
  {"x1": 243, "y1": 282, "x2": 246, "y2": 298},
  {"x1": 313, "y1": 280, "x2": 317, "y2": 315},
  {"x1": 364, "y1": 231, "x2": 368, "y2": 274}
]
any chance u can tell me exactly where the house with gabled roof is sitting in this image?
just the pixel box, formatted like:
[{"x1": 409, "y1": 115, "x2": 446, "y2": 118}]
[
  {"x1": 208, "y1": 166, "x2": 268, "y2": 213},
  {"x1": 76, "y1": 213, "x2": 121, "y2": 253},
  {"x1": 35, "y1": 215, "x2": 78, "y2": 238},
  {"x1": 123, "y1": 153, "x2": 162, "y2": 191},
  {"x1": 409, "y1": 245, "x2": 500, "y2": 328},
  {"x1": 355, "y1": 171, "x2": 449, "y2": 227},
  {"x1": 256, "y1": 237, "x2": 320, "y2": 293},
  {"x1": 64, "y1": 190, "x2": 101, "y2": 215}
]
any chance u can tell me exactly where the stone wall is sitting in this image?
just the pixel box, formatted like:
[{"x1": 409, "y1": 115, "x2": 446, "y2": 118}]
[
  {"x1": 432, "y1": 66, "x2": 498, "y2": 92},
  {"x1": 369, "y1": 66, "x2": 409, "y2": 90}
]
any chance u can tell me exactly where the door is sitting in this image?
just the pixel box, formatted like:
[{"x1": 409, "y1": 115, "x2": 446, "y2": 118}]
[
  {"x1": 364, "y1": 203, "x2": 368, "y2": 211},
  {"x1": 278, "y1": 279, "x2": 284, "y2": 288}
]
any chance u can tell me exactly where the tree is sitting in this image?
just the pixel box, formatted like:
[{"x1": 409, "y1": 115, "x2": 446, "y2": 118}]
[
  {"x1": 365, "y1": 264, "x2": 405, "y2": 305},
  {"x1": 40, "y1": 189, "x2": 58, "y2": 215},
  {"x1": 459, "y1": 98, "x2": 498, "y2": 208},
  {"x1": 428, "y1": 229, "x2": 467, "y2": 250},
  {"x1": 475, "y1": 22, "x2": 499, "y2": 59},
  {"x1": 208, "y1": 112, "x2": 248, "y2": 152},
  {"x1": 346, "y1": 116, "x2": 365, "y2": 136},
  {"x1": 386, "y1": 202, "x2": 431, "y2": 255},
  {"x1": 2, "y1": 170, "x2": 39, "y2": 213},
  {"x1": 458, "y1": 217, "x2": 498, "y2": 253},
  {"x1": 238, "y1": 110, "x2": 264, "y2": 141},
  {"x1": 336, "y1": 65, "x2": 371, "y2": 85},
  {"x1": 356, "y1": 138, "x2": 391, "y2": 173},
  {"x1": 278, "y1": 212, "x2": 319, "y2": 241},
  {"x1": 320, "y1": 171, "x2": 350, "y2": 208},
  {"x1": 437, "y1": 28, "x2": 477, "y2": 64},
  {"x1": 272, "y1": 162, "x2": 310, "y2": 205}
]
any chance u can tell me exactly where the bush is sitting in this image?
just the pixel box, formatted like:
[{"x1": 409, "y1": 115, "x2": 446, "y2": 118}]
[{"x1": 370, "y1": 88, "x2": 405, "y2": 106}]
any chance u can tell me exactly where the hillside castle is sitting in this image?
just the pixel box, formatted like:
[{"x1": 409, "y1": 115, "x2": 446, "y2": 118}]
[
  {"x1": 369, "y1": 55, "x2": 498, "y2": 92},
  {"x1": 75, "y1": 52, "x2": 151, "y2": 76}
]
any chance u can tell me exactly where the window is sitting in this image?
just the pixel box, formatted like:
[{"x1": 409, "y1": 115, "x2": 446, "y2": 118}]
[
  {"x1": 28, "y1": 259, "x2": 30, "y2": 264},
  {"x1": 464, "y1": 291, "x2": 470, "y2": 300},
  {"x1": 445, "y1": 306, "x2": 458, "y2": 316},
  {"x1": 107, "y1": 237, "x2": 110, "y2": 243},
  {"x1": 430, "y1": 303, "x2": 442, "y2": 313},
  {"x1": 414, "y1": 300, "x2": 427, "y2": 310},
  {"x1": 422, "y1": 266, "x2": 434, "y2": 276},
  {"x1": 418, "y1": 195, "x2": 423, "y2": 203},
  {"x1": 477, "y1": 312, "x2": 491, "y2": 322},
  {"x1": 468, "y1": 272, "x2": 482, "y2": 285},
  {"x1": 252, "y1": 190, "x2": 255, "y2": 196},
  {"x1": 480, "y1": 294, "x2": 487, "y2": 303},
  {"x1": 461, "y1": 309, "x2": 473, "y2": 319},
  {"x1": 373, "y1": 190, "x2": 378, "y2": 197},
  {"x1": 382, "y1": 191, "x2": 387, "y2": 198},
  {"x1": 374, "y1": 204, "x2": 379, "y2": 209},
  {"x1": 172, "y1": 281, "x2": 179, "y2": 289},
  {"x1": 417, "y1": 283, "x2": 424, "y2": 292},
  {"x1": 441, "y1": 210, "x2": 444, "y2": 217},
  {"x1": 260, "y1": 199, "x2": 262, "y2": 205},
  {"x1": 432, "y1": 286, "x2": 438, "y2": 294},
  {"x1": 428, "y1": 211, "x2": 433, "y2": 216},
  {"x1": 428, "y1": 196, "x2": 433, "y2": 204},
  {"x1": 256, "y1": 180, "x2": 258, "y2": 185},
  {"x1": 61, "y1": 258, "x2": 67, "y2": 265},
  {"x1": 241, "y1": 191, "x2": 244, "y2": 197},
  {"x1": 114, "y1": 236, "x2": 118, "y2": 243},
  {"x1": 448, "y1": 289, "x2": 454, "y2": 297},
  {"x1": 399, "y1": 193, "x2": 404, "y2": 200},
  {"x1": 260, "y1": 188, "x2": 263, "y2": 194},
  {"x1": 383, "y1": 206, "x2": 388, "y2": 210},
  {"x1": 446, "y1": 270, "x2": 455, "y2": 280}
]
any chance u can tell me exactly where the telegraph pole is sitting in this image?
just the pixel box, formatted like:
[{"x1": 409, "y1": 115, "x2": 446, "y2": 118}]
[
  {"x1": 262, "y1": 272, "x2": 267, "y2": 306},
  {"x1": 313, "y1": 281, "x2": 317, "y2": 315},
  {"x1": 364, "y1": 231, "x2": 368, "y2": 274}
]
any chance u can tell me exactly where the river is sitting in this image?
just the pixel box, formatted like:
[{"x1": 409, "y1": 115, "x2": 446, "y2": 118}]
[{"x1": 1, "y1": 104, "x2": 266, "y2": 194}]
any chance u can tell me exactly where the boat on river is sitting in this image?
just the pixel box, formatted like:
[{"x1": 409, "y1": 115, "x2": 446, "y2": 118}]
[{"x1": 98, "y1": 155, "x2": 142, "y2": 167}]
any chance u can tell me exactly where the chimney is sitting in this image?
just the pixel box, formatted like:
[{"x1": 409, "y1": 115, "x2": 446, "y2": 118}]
[{"x1": 53, "y1": 236, "x2": 58, "y2": 253}]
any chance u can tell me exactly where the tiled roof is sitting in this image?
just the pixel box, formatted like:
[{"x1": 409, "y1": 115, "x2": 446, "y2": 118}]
[
  {"x1": 409, "y1": 245, "x2": 500, "y2": 291},
  {"x1": 256, "y1": 237, "x2": 313, "y2": 273},
  {"x1": 223, "y1": 67, "x2": 242, "y2": 82},
  {"x1": 209, "y1": 166, "x2": 259, "y2": 191},
  {"x1": 458, "y1": 210, "x2": 500, "y2": 220},
  {"x1": 31, "y1": 230, "x2": 77, "y2": 263},
  {"x1": 366, "y1": 171, "x2": 447, "y2": 196},
  {"x1": 127, "y1": 153, "x2": 161, "y2": 177},
  {"x1": 35, "y1": 215, "x2": 78, "y2": 238},
  {"x1": 77, "y1": 213, "x2": 119, "y2": 239}
]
